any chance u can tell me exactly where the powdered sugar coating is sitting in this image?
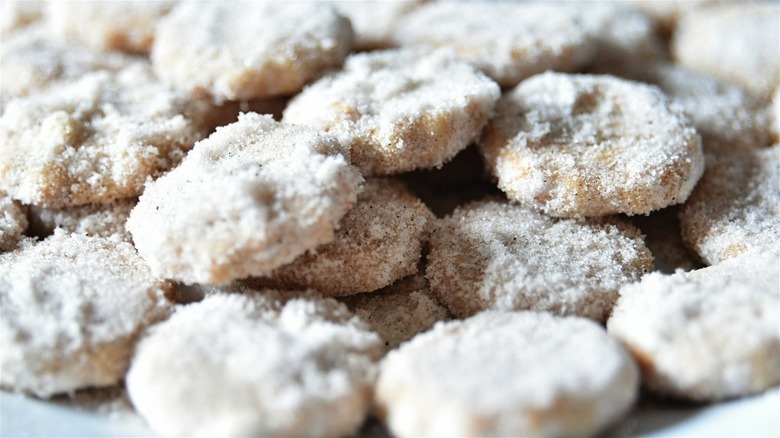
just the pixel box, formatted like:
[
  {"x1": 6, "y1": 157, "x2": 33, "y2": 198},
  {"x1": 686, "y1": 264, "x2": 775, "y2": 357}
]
[
  {"x1": 672, "y1": 3, "x2": 780, "y2": 99},
  {"x1": 284, "y1": 48, "x2": 499, "y2": 175},
  {"x1": 127, "y1": 113, "x2": 363, "y2": 285},
  {"x1": 28, "y1": 198, "x2": 136, "y2": 242},
  {"x1": 0, "y1": 231, "x2": 172, "y2": 397},
  {"x1": 605, "y1": 62, "x2": 772, "y2": 154},
  {"x1": 426, "y1": 200, "x2": 653, "y2": 321},
  {"x1": 679, "y1": 145, "x2": 780, "y2": 265},
  {"x1": 152, "y1": 1, "x2": 353, "y2": 100},
  {"x1": 0, "y1": 0, "x2": 44, "y2": 37},
  {"x1": 376, "y1": 311, "x2": 639, "y2": 437},
  {"x1": 251, "y1": 178, "x2": 433, "y2": 296},
  {"x1": 481, "y1": 72, "x2": 704, "y2": 217},
  {"x1": 0, "y1": 63, "x2": 205, "y2": 207},
  {"x1": 393, "y1": 3, "x2": 595, "y2": 88},
  {"x1": 340, "y1": 273, "x2": 450, "y2": 351},
  {"x1": 0, "y1": 195, "x2": 28, "y2": 252},
  {"x1": 47, "y1": 1, "x2": 175, "y2": 54},
  {"x1": 0, "y1": 26, "x2": 132, "y2": 105},
  {"x1": 576, "y1": 2, "x2": 665, "y2": 70},
  {"x1": 331, "y1": 0, "x2": 421, "y2": 50},
  {"x1": 126, "y1": 290, "x2": 383, "y2": 437},
  {"x1": 608, "y1": 252, "x2": 780, "y2": 401}
]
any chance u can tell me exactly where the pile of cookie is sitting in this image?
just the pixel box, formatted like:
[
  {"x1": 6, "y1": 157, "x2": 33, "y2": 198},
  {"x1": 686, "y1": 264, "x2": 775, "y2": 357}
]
[{"x1": 1, "y1": 1, "x2": 778, "y2": 436}]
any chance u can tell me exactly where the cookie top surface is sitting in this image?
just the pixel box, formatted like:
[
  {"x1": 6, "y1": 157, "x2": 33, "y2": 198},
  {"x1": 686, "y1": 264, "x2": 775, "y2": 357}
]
[
  {"x1": 376, "y1": 311, "x2": 638, "y2": 437},
  {"x1": 679, "y1": 145, "x2": 780, "y2": 265},
  {"x1": 47, "y1": 0, "x2": 175, "y2": 54},
  {"x1": 426, "y1": 200, "x2": 653, "y2": 321},
  {"x1": 331, "y1": 0, "x2": 421, "y2": 50},
  {"x1": 393, "y1": 2, "x2": 595, "y2": 87},
  {"x1": 606, "y1": 62, "x2": 772, "y2": 154},
  {"x1": 672, "y1": 3, "x2": 780, "y2": 99},
  {"x1": 481, "y1": 72, "x2": 704, "y2": 217},
  {"x1": 0, "y1": 231, "x2": 172, "y2": 397},
  {"x1": 0, "y1": 26, "x2": 133, "y2": 103},
  {"x1": 126, "y1": 289, "x2": 382, "y2": 437},
  {"x1": 608, "y1": 252, "x2": 780, "y2": 400},
  {"x1": 127, "y1": 113, "x2": 363, "y2": 285},
  {"x1": 284, "y1": 48, "x2": 500, "y2": 175},
  {"x1": 152, "y1": 1, "x2": 353, "y2": 100},
  {"x1": 0, "y1": 63, "x2": 205, "y2": 207},
  {"x1": 254, "y1": 178, "x2": 434, "y2": 296}
]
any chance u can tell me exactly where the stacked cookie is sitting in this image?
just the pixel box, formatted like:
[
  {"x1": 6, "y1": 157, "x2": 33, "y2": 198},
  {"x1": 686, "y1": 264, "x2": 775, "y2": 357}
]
[{"x1": 1, "y1": 1, "x2": 778, "y2": 437}]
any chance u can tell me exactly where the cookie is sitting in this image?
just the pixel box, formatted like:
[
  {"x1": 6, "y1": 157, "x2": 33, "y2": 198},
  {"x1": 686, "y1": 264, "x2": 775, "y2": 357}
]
[
  {"x1": 601, "y1": 62, "x2": 773, "y2": 154},
  {"x1": 249, "y1": 178, "x2": 433, "y2": 296},
  {"x1": 679, "y1": 145, "x2": 780, "y2": 265},
  {"x1": 608, "y1": 251, "x2": 780, "y2": 401},
  {"x1": 340, "y1": 273, "x2": 450, "y2": 351},
  {"x1": 0, "y1": 26, "x2": 132, "y2": 105},
  {"x1": 47, "y1": 0, "x2": 175, "y2": 54},
  {"x1": 0, "y1": 63, "x2": 205, "y2": 207},
  {"x1": 127, "y1": 113, "x2": 363, "y2": 285},
  {"x1": 126, "y1": 289, "x2": 383, "y2": 437},
  {"x1": 0, "y1": 231, "x2": 172, "y2": 397},
  {"x1": 426, "y1": 200, "x2": 653, "y2": 321},
  {"x1": 376, "y1": 311, "x2": 639, "y2": 437},
  {"x1": 672, "y1": 3, "x2": 780, "y2": 99},
  {"x1": 576, "y1": 2, "x2": 665, "y2": 69},
  {"x1": 283, "y1": 48, "x2": 499, "y2": 175},
  {"x1": 27, "y1": 197, "x2": 136, "y2": 242},
  {"x1": 480, "y1": 72, "x2": 704, "y2": 217},
  {"x1": 0, "y1": 194, "x2": 28, "y2": 252},
  {"x1": 152, "y1": 1, "x2": 353, "y2": 100},
  {"x1": 393, "y1": 2, "x2": 595, "y2": 87}
]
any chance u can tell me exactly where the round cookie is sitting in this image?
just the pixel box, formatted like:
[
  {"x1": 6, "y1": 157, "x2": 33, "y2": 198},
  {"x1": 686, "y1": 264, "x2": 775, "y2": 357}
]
[
  {"x1": 0, "y1": 194, "x2": 28, "y2": 252},
  {"x1": 608, "y1": 252, "x2": 779, "y2": 401},
  {"x1": 603, "y1": 62, "x2": 773, "y2": 154},
  {"x1": 152, "y1": 1, "x2": 353, "y2": 100},
  {"x1": 283, "y1": 48, "x2": 499, "y2": 176},
  {"x1": 375, "y1": 311, "x2": 639, "y2": 437},
  {"x1": 340, "y1": 273, "x2": 451, "y2": 352},
  {"x1": 126, "y1": 290, "x2": 383, "y2": 437},
  {"x1": 0, "y1": 26, "x2": 132, "y2": 104},
  {"x1": 679, "y1": 145, "x2": 780, "y2": 265},
  {"x1": 127, "y1": 113, "x2": 363, "y2": 285},
  {"x1": 47, "y1": 0, "x2": 175, "y2": 54},
  {"x1": 393, "y1": 2, "x2": 595, "y2": 88},
  {"x1": 480, "y1": 72, "x2": 704, "y2": 217},
  {"x1": 27, "y1": 197, "x2": 136, "y2": 242},
  {"x1": 249, "y1": 178, "x2": 434, "y2": 296},
  {"x1": 672, "y1": 3, "x2": 780, "y2": 99},
  {"x1": 0, "y1": 63, "x2": 205, "y2": 207},
  {"x1": 426, "y1": 200, "x2": 653, "y2": 321},
  {"x1": 0, "y1": 231, "x2": 172, "y2": 397}
]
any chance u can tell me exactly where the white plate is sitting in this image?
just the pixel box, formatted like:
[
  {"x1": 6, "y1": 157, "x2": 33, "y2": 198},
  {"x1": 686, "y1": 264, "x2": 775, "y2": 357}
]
[{"x1": 2, "y1": 387, "x2": 778, "y2": 437}]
